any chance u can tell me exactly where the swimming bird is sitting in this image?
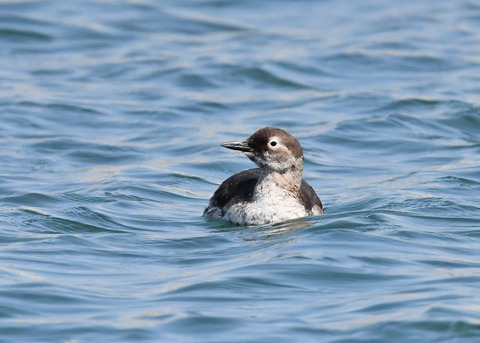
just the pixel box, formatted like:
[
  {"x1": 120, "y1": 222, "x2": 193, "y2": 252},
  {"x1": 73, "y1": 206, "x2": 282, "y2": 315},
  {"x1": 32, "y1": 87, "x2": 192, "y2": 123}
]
[{"x1": 204, "y1": 127, "x2": 323, "y2": 225}]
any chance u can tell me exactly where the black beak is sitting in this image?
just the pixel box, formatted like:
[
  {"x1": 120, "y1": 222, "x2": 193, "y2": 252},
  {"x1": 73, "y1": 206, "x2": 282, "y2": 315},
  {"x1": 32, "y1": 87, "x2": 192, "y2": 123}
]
[{"x1": 221, "y1": 140, "x2": 252, "y2": 152}]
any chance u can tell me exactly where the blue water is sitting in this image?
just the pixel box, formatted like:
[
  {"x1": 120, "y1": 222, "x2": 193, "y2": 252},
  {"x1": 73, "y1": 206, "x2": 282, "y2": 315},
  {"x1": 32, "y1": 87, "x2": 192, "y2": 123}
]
[{"x1": 1, "y1": 1, "x2": 480, "y2": 342}]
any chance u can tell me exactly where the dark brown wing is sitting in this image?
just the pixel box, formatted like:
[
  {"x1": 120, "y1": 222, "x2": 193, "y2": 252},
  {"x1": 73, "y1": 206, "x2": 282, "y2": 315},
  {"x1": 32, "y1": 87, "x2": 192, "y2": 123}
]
[
  {"x1": 208, "y1": 168, "x2": 261, "y2": 209},
  {"x1": 299, "y1": 180, "x2": 324, "y2": 214}
]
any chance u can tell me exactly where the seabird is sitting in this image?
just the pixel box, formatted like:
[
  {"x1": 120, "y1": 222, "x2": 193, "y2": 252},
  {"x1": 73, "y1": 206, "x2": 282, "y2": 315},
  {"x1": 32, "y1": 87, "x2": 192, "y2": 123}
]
[{"x1": 204, "y1": 127, "x2": 323, "y2": 225}]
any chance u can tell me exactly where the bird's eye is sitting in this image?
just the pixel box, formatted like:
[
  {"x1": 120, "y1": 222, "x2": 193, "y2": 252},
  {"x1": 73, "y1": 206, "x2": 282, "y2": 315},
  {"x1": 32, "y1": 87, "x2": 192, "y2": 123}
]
[{"x1": 270, "y1": 141, "x2": 277, "y2": 147}]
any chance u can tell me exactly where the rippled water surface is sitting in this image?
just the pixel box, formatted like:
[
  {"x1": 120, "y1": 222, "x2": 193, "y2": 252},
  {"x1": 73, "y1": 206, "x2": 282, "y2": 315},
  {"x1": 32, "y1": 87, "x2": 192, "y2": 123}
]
[{"x1": 1, "y1": 1, "x2": 480, "y2": 342}]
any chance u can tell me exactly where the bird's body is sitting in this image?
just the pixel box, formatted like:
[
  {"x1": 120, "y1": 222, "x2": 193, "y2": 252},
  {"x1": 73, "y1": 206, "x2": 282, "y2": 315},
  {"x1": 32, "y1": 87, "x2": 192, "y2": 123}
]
[{"x1": 204, "y1": 127, "x2": 323, "y2": 225}]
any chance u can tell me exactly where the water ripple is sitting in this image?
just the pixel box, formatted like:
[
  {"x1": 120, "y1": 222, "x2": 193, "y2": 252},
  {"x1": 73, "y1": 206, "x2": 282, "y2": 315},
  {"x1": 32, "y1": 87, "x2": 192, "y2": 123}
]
[{"x1": 1, "y1": 0, "x2": 480, "y2": 342}]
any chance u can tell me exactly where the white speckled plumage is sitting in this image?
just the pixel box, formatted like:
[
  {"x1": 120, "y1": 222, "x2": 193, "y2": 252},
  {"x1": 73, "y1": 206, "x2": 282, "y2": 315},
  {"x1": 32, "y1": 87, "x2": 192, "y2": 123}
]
[
  {"x1": 204, "y1": 127, "x2": 323, "y2": 225},
  {"x1": 222, "y1": 174, "x2": 313, "y2": 225}
]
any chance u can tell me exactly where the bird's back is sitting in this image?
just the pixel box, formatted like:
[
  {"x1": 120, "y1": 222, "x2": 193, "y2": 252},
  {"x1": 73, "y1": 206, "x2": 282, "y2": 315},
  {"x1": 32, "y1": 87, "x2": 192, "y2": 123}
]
[
  {"x1": 204, "y1": 168, "x2": 323, "y2": 220},
  {"x1": 204, "y1": 168, "x2": 261, "y2": 218}
]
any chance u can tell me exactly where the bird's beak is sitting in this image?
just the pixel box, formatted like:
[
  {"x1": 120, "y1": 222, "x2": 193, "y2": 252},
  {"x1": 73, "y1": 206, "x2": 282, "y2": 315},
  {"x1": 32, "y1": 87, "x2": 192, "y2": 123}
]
[{"x1": 221, "y1": 140, "x2": 252, "y2": 152}]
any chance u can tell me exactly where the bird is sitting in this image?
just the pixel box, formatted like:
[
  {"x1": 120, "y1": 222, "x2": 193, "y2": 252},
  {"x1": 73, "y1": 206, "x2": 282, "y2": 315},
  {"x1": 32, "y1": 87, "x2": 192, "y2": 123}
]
[{"x1": 204, "y1": 126, "x2": 323, "y2": 225}]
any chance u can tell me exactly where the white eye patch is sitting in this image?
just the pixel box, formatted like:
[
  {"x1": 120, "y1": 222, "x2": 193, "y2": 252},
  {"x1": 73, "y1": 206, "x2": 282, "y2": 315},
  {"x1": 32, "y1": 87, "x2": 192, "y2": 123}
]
[{"x1": 269, "y1": 136, "x2": 281, "y2": 149}]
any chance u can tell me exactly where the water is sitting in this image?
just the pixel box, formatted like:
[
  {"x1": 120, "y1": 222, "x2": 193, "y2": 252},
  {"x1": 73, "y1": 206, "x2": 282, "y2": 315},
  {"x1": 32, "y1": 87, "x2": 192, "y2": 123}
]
[{"x1": 1, "y1": 0, "x2": 480, "y2": 342}]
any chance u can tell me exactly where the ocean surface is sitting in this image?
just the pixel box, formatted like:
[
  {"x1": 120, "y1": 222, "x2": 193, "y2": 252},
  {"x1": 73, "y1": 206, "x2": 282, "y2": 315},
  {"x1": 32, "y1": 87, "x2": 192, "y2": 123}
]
[{"x1": 1, "y1": 1, "x2": 480, "y2": 342}]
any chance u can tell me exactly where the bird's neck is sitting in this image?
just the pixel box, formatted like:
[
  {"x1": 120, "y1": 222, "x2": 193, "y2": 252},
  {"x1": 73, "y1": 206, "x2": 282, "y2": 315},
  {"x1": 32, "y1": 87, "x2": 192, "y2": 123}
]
[{"x1": 256, "y1": 165, "x2": 303, "y2": 195}]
